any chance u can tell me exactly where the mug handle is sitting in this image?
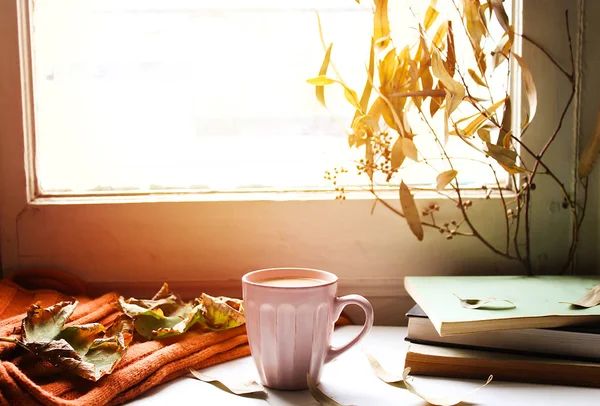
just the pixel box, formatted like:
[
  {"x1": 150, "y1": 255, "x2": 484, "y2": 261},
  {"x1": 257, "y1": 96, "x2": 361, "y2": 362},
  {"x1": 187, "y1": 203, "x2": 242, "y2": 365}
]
[{"x1": 325, "y1": 294, "x2": 374, "y2": 364}]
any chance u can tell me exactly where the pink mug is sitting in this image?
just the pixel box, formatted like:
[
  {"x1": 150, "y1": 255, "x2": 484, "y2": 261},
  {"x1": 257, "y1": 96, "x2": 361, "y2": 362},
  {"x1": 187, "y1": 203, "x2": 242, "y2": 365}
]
[{"x1": 242, "y1": 267, "x2": 374, "y2": 390}]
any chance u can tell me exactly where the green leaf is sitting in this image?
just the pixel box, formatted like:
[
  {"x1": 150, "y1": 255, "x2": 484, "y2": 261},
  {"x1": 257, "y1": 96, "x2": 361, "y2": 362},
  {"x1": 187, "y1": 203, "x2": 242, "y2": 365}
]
[
  {"x1": 400, "y1": 181, "x2": 424, "y2": 241},
  {"x1": 560, "y1": 285, "x2": 600, "y2": 308},
  {"x1": 198, "y1": 293, "x2": 245, "y2": 331},
  {"x1": 190, "y1": 370, "x2": 266, "y2": 397},
  {"x1": 56, "y1": 323, "x2": 106, "y2": 353},
  {"x1": 454, "y1": 294, "x2": 516, "y2": 309},
  {"x1": 22, "y1": 301, "x2": 77, "y2": 344},
  {"x1": 307, "y1": 373, "x2": 355, "y2": 406}
]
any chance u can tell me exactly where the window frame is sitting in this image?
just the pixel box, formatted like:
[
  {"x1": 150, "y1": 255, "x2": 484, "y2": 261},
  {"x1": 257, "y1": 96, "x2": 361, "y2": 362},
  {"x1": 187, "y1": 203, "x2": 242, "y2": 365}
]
[{"x1": 0, "y1": 0, "x2": 591, "y2": 324}]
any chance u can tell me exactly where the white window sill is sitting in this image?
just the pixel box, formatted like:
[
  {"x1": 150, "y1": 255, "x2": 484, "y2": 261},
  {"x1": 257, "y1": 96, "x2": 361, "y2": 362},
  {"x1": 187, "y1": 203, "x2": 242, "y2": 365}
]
[{"x1": 126, "y1": 326, "x2": 599, "y2": 406}]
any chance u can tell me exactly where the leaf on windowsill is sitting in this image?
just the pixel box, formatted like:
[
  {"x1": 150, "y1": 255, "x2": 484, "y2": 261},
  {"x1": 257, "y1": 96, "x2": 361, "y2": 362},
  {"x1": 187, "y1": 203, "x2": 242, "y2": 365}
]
[
  {"x1": 365, "y1": 352, "x2": 493, "y2": 405},
  {"x1": 307, "y1": 374, "x2": 356, "y2": 406},
  {"x1": 454, "y1": 294, "x2": 516, "y2": 309},
  {"x1": 190, "y1": 370, "x2": 266, "y2": 397},
  {"x1": 6, "y1": 301, "x2": 132, "y2": 381},
  {"x1": 118, "y1": 284, "x2": 245, "y2": 339},
  {"x1": 560, "y1": 285, "x2": 600, "y2": 308}
]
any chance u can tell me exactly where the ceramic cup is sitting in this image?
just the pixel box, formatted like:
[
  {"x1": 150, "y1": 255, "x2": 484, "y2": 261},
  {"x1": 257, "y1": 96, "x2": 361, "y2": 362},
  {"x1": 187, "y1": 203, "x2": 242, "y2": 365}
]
[{"x1": 242, "y1": 267, "x2": 374, "y2": 390}]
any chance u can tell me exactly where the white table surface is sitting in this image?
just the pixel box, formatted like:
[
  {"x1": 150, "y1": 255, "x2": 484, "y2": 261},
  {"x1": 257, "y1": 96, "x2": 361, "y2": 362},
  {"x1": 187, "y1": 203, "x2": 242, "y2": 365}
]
[{"x1": 128, "y1": 326, "x2": 600, "y2": 405}]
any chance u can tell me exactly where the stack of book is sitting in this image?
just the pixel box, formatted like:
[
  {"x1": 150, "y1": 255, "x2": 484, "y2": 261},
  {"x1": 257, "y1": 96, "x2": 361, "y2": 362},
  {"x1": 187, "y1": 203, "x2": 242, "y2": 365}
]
[{"x1": 403, "y1": 275, "x2": 600, "y2": 387}]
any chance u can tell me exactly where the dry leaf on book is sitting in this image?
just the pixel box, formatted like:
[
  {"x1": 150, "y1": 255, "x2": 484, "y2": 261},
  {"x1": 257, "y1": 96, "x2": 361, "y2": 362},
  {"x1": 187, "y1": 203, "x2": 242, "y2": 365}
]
[
  {"x1": 454, "y1": 293, "x2": 515, "y2": 309},
  {"x1": 560, "y1": 285, "x2": 600, "y2": 308}
]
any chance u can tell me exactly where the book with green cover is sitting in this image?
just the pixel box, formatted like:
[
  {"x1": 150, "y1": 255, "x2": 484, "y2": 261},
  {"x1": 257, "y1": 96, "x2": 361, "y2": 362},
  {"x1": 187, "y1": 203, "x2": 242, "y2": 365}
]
[{"x1": 404, "y1": 275, "x2": 600, "y2": 336}]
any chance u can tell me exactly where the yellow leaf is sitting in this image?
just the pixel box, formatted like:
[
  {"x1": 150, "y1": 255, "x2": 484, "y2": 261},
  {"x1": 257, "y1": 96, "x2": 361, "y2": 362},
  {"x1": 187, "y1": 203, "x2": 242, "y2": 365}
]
[
  {"x1": 459, "y1": 97, "x2": 506, "y2": 137},
  {"x1": 402, "y1": 138, "x2": 419, "y2": 162},
  {"x1": 344, "y1": 87, "x2": 362, "y2": 112},
  {"x1": 436, "y1": 169, "x2": 458, "y2": 191},
  {"x1": 497, "y1": 95, "x2": 511, "y2": 145},
  {"x1": 352, "y1": 114, "x2": 380, "y2": 134},
  {"x1": 579, "y1": 106, "x2": 600, "y2": 178},
  {"x1": 368, "y1": 96, "x2": 386, "y2": 121},
  {"x1": 366, "y1": 136, "x2": 374, "y2": 180},
  {"x1": 463, "y1": 0, "x2": 486, "y2": 48},
  {"x1": 424, "y1": 6, "x2": 439, "y2": 31},
  {"x1": 379, "y1": 48, "x2": 397, "y2": 89},
  {"x1": 374, "y1": 0, "x2": 390, "y2": 50},
  {"x1": 490, "y1": 0, "x2": 510, "y2": 35},
  {"x1": 391, "y1": 137, "x2": 406, "y2": 170},
  {"x1": 315, "y1": 44, "x2": 333, "y2": 107},
  {"x1": 432, "y1": 21, "x2": 448, "y2": 50},
  {"x1": 358, "y1": 39, "x2": 375, "y2": 114},
  {"x1": 431, "y1": 48, "x2": 465, "y2": 115},
  {"x1": 468, "y1": 68, "x2": 486, "y2": 86},
  {"x1": 512, "y1": 53, "x2": 537, "y2": 126},
  {"x1": 486, "y1": 142, "x2": 517, "y2": 167},
  {"x1": 429, "y1": 82, "x2": 444, "y2": 117},
  {"x1": 492, "y1": 31, "x2": 513, "y2": 69},
  {"x1": 445, "y1": 22, "x2": 456, "y2": 77},
  {"x1": 399, "y1": 181, "x2": 424, "y2": 241},
  {"x1": 486, "y1": 142, "x2": 526, "y2": 174},
  {"x1": 307, "y1": 75, "x2": 336, "y2": 86},
  {"x1": 477, "y1": 128, "x2": 491, "y2": 142}
]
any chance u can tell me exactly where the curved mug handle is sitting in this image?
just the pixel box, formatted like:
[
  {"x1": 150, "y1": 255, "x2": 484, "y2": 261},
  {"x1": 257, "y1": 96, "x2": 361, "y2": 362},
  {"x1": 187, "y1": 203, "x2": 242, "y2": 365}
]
[{"x1": 325, "y1": 294, "x2": 374, "y2": 364}]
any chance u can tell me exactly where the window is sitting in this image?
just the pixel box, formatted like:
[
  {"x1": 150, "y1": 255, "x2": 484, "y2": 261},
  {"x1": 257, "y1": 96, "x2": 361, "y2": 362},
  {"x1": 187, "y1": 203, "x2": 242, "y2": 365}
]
[{"x1": 0, "y1": 0, "x2": 590, "y2": 324}]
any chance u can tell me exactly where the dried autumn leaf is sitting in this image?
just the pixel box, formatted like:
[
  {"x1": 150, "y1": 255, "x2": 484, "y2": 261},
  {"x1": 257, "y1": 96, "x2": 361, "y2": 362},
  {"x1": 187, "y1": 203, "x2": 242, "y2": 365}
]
[
  {"x1": 403, "y1": 367, "x2": 493, "y2": 406},
  {"x1": 436, "y1": 170, "x2": 458, "y2": 191},
  {"x1": 560, "y1": 285, "x2": 600, "y2": 308},
  {"x1": 490, "y1": 0, "x2": 510, "y2": 34},
  {"x1": 463, "y1": 0, "x2": 486, "y2": 49},
  {"x1": 445, "y1": 22, "x2": 456, "y2": 77},
  {"x1": 366, "y1": 352, "x2": 493, "y2": 405},
  {"x1": 316, "y1": 44, "x2": 333, "y2": 107},
  {"x1": 431, "y1": 48, "x2": 465, "y2": 115},
  {"x1": 197, "y1": 293, "x2": 245, "y2": 331},
  {"x1": 497, "y1": 95, "x2": 512, "y2": 145},
  {"x1": 307, "y1": 75, "x2": 337, "y2": 86},
  {"x1": 22, "y1": 300, "x2": 77, "y2": 343},
  {"x1": 190, "y1": 370, "x2": 266, "y2": 396},
  {"x1": 364, "y1": 352, "x2": 405, "y2": 388},
  {"x1": 458, "y1": 98, "x2": 506, "y2": 137},
  {"x1": 373, "y1": 0, "x2": 390, "y2": 50},
  {"x1": 307, "y1": 373, "x2": 355, "y2": 406},
  {"x1": 18, "y1": 302, "x2": 131, "y2": 382},
  {"x1": 431, "y1": 21, "x2": 448, "y2": 49},
  {"x1": 485, "y1": 142, "x2": 526, "y2": 173},
  {"x1": 391, "y1": 137, "x2": 406, "y2": 171},
  {"x1": 402, "y1": 138, "x2": 419, "y2": 162},
  {"x1": 454, "y1": 294, "x2": 516, "y2": 309},
  {"x1": 512, "y1": 53, "x2": 537, "y2": 126},
  {"x1": 468, "y1": 68, "x2": 486, "y2": 86},
  {"x1": 578, "y1": 106, "x2": 600, "y2": 178},
  {"x1": 356, "y1": 39, "x2": 375, "y2": 117},
  {"x1": 400, "y1": 181, "x2": 424, "y2": 241},
  {"x1": 477, "y1": 128, "x2": 491, "y2": 143},
  {"x1": 424, "y1": 5, "x2": 439, "y2": 31}
]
